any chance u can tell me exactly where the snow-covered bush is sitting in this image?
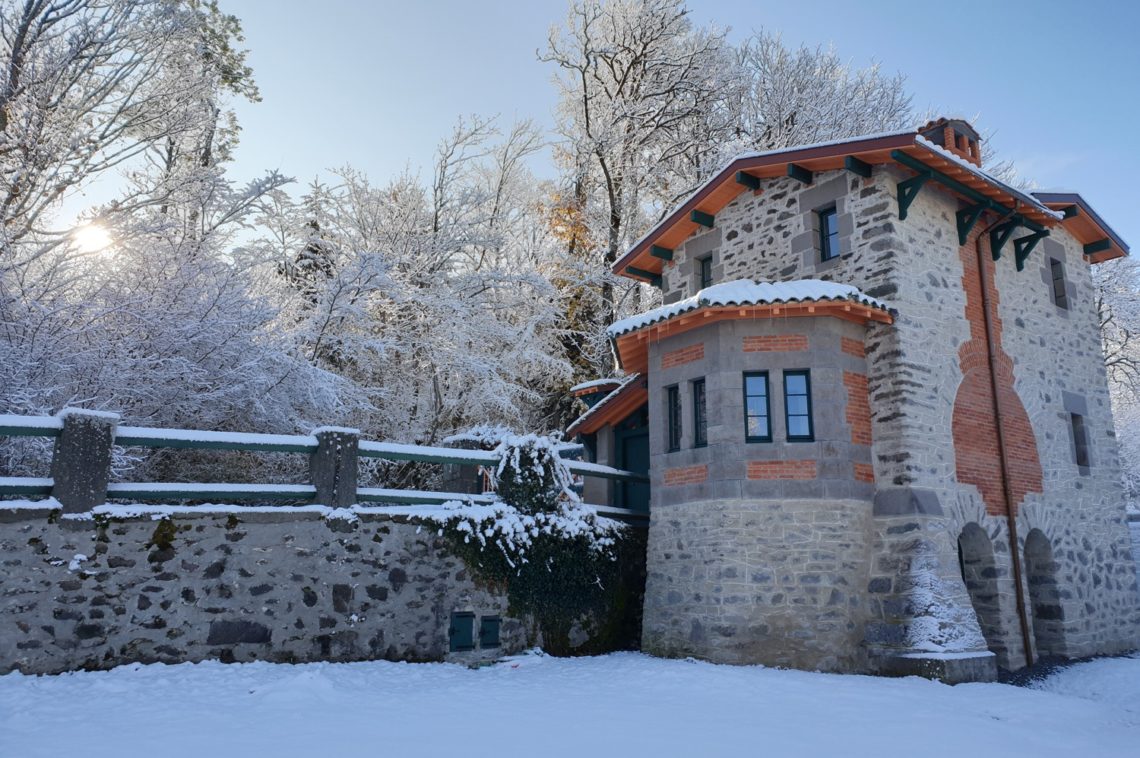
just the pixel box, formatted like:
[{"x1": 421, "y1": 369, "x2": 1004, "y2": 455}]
[
  {"x1": 418, "y1": 433, "x2": 639, "y2": 655},
  {"x1": 425, "y1": 433, "x2": 621, "y2": 566}
]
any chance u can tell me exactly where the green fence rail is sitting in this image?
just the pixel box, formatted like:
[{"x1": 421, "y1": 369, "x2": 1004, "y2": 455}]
[{"x1": 0, "y1": 411, "x2": 648, "y2": 518}]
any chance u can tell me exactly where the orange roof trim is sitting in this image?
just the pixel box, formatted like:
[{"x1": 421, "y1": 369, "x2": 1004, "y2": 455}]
[
  {"x1": 614, "y1": 127, "x2": 1114, "y2": 281},
  {"x1": 612, "y1": 302, "x2": 893, "y2": 375},
  {"x1": 566, "y1": 374, "x2": 647, "y2": 437}
]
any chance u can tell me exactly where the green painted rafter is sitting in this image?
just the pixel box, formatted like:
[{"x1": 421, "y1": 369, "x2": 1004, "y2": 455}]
[
  {"x1": 1084, "y1": 239, "x2": 1111, "y2": 255},
  {"x1": 690, "y1": 209, "x2": 715, "y2": 228},
  {"x1": 1014, "y1": 230, "x2": 1050, "y2": 271},
  {"x1": 650, "y1": 245, "x2": 673, "y2": 261},
  {"x1": 626, "y1": 266, "x2": 662, "y2": 287},
  {"x1": 735, "y1": 171, "x2": 761, "y2": 191},
  {"x1": 844, "y1": 156, "x2": 873, "y2": 178},
  {"x1": 786, "y1": 163, "x2": 813, "y2": 185},
  {"x1": 890, "y1": 150, "x2": 1046, "y2": 233}
]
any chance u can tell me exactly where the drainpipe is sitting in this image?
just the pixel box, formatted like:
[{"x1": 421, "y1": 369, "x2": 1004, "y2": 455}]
[{"x1": 973, "y1": 208, "x2": 1035, "y2": 668}]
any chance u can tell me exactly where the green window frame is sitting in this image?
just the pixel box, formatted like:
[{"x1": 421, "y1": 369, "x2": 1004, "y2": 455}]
[
  {"x1": 743, "y1": 371, "x2": 771, "y2": 443},
  {"x1": 666, "y1": 384, "x2": 682, "y2": 452},
  {"x1": 692, "y1": 378, "x2": 707, "y2": 448},
  {"x1": 819, "y1": 206, "x2": 840, "y2": 262},
  {"x1": 698, "y1": 256, "x2": 713, "y2": 289},
  {"x1": 783, "y1": 370, "x2": 814, "y2": 442}
]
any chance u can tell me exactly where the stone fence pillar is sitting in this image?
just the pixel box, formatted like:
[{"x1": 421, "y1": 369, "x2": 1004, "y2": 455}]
[
  {"x1": 50, "y1": 408, "x2": 119, "y2": 513},
  {"x1": 310, "y1": 427, "x2": 359, "y2": 508},
  {"x1": 441, "y1": 437, "x2": 488, "y2": 495}
]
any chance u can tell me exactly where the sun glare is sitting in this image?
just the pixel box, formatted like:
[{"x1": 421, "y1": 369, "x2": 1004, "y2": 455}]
[{"x1": 74, "y1": 223, "x2": 113, "y2": 254}]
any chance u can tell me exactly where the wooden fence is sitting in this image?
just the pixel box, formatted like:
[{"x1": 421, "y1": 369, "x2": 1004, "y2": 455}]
[{"x1": 0, "y1": 409, "x2": 649, "y2": 519}]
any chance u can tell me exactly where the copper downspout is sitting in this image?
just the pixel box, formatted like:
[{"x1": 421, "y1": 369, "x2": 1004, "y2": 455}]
[{"x1": 973, "y1": 210, "x2": 1035, "y2": 668}]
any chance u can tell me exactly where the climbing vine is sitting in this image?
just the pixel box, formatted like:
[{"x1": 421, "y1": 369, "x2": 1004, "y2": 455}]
[{"x1": 422, "y1": 433, "x2": 645, "y2": 654}]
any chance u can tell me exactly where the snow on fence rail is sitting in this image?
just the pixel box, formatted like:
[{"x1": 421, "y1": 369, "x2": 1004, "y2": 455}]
[{"x1": 0, "y1": 409, "x2": 646, "y2": 518}]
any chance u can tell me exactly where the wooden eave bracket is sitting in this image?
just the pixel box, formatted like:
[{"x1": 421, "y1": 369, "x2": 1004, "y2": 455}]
[
  {"x1": 896, "y1": 170, "x2": 931, "y2": 221},
  {"x1": 956, "y1": 204, "x2": 988, "y2": 245},
  {"x1": 990, "y1": 217, "x2": 1023, "y2": 261},
  {"x1": 1014, "y1": 229, "x2": 1050, "y2": 271}
]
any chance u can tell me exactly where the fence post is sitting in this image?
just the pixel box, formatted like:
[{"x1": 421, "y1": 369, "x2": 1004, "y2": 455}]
[
  {"x1": 50, "y1": 408, "x2": 119, "y2": 513},
  {"x1": 310, "y1": 426, "x2": 359, "y2": 508}
]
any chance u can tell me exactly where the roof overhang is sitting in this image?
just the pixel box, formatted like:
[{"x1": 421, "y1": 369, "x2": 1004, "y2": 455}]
[
  {"x1": 566, "y1": 374, "x2": 647, "y2": 437},
  {"x1": 614, "y1": 130, "x2": 1089, "y2": 281},
  {"x1": 614, "y1": 131, "x2": 917, "y2": 282},
  {"x1": 1031, "y1": 192, "x2": 1129, "y2": 263},
  {"x1": 611, "y1": 301, "x2": 893, "y2": 375}
]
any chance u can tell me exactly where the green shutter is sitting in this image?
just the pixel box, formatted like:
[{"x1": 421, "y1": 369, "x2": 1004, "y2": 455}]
[
  {"x1": 449, "y1": 612, "x2": 475, "y2": 652},
  {"x1": 479, "y1": 616, "x2": 501, "y2": 649}
]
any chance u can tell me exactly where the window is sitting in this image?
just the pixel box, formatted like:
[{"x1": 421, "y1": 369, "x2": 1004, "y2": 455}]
[
  {"x1": 783, "y1": 370, "x2": 814, "y2": 441},
  {"x1": 1070, "y1": 413, "x2": 1090, "y2": 469},
  {"x1": 818, "y1": 207, "x2": 840, "y2": 262},
  {"x1": 666, "y1": 385, "x2": 682, "y2": 452},
  {"x1": 698, "y1": 256, "x2": 713, "y2": 290},
  {"x1": 743, "y1": 372, "x2": 771, "y2": 443},
  {"x1": 1050, "y1": 259, "x2": 1069, "y2": 310},
  {"x1": 692, "y1": 378, "x2": 707, "y2": 447}
]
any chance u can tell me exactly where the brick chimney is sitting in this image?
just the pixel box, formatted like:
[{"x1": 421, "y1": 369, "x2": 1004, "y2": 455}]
[{"x1": 919, "y1": 117, "x2": 982, "y2": 166}]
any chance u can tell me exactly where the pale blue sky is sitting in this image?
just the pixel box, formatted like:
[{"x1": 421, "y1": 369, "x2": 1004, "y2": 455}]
[{"x1": 227, "y1": 0, "x2": 1139, "y2": 246}]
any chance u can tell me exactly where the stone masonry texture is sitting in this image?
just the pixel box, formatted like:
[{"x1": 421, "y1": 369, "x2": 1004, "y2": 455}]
[
  {"x1": 639, "y1": 159, "x2": 1140, "y2": 676},
  {"x1": 0, "y1": 508, "x2": 641, "y2": 675}
]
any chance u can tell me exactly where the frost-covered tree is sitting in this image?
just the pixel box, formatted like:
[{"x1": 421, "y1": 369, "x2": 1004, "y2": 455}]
[
  {"x1": 541, "y1": 1, "x2": 913, "y2": 383},
  {"x1": 0, "y1": 1, "x2": 344, "y2": 481},
  {"x1": 542, "y1": 0, "x2": 739, "y2": 337},
  {"x1": 1093, "y1": 257, "x2": 1140, "y2": 506},
  {"x1": 259, "y1": 119, "x2": 571, "y2": 466},
  {"x1": 731, "y1": 32, "x2": 911, "y2": 154}
]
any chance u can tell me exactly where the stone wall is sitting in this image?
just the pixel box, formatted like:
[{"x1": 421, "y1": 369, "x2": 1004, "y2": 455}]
[
  {"x1": 640, "y1": 314, "x2": 880, "y2": 669},
  {"x1": 643, "y1": 497, "x2": 873, "y2": 672},
  {"x1": 1, "y1": 505, "x2": 645, "y2": 675}
]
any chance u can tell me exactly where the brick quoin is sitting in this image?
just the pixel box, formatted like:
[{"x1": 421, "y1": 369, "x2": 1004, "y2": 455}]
[
  {"x1": 746, "y1": 460, "x2": 817, "y2": 480},
  {"x1": 854, "y1": 462, "x2": 875, "y2": 483},
  {"x1": 951, "y1": 232, "x2": 1043, "y2": 517},
  {"x1": 663, "y1": 464, "x2": 708, "y2": 486},
  {"x1": 662, "y1": 343, "x2": 704, "y2": 369},
  {"x1": 840, "y1": 336, "x2": 866, "y2": 358},
  {"x1": 843, "y1": 371, "x2": 873, "y2": 446},
  {"x1": 742, "y1": 334, "x2": 808, "y2": 353}
]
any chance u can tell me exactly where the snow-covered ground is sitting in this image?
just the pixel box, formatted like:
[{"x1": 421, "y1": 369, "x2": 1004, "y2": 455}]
[{"x1": 3, "y1": 651, "x2": 1138, "y2": 757}]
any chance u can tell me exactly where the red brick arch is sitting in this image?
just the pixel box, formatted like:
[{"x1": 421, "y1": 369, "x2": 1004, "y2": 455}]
[{"x1": 951, "y1": 233, "x2": 1042, "y2": 516}]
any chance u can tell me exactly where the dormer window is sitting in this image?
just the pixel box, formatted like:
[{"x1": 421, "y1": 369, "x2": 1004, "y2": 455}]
[{"x1": 819, "y1": 207, "x2": 840, "y2": 262}]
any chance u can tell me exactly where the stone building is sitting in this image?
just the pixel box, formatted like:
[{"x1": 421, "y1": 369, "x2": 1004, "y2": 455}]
[{"x1": 568, "y1": 117, "x2": 1140, "y2": 682}]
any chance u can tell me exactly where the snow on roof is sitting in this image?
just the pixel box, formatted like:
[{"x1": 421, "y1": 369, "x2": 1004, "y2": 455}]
[
  {"x1": 606, "y1": 279, "x2": 894, "y2": 339},
  {"x1": 914, "y1": 137, "x2": 1063, "y2": 221},
  {"x1": 570, "y1": 378, "x2": 624, "y2": 393},
  {"x1": 566, "y1": 373, "x2": 642, "y2": 435},
  {"x1": 622, "y1": 130, "x2": 915, "y2": 260}
]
